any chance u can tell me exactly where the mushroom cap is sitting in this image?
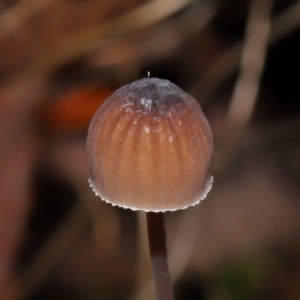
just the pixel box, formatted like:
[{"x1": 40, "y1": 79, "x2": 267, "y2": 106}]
[{"x1": 87, "y1": 78, "x2": 213, "y2": 212}]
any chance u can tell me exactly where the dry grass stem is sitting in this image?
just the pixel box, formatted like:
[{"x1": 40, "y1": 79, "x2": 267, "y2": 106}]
[
  {"x1": 191, "y1": 0, "x2": 300, "y2": 102},
  {"x1": 227, "y1": 0, "x2": 273, "y2": 126},
  {"x1": 0, "y1": 0, "x2": 54, "y2": 43},
  {"x1": 1, "y1": 0, "x2": 194, "y2": 88},
  {"x1": 19, "y1": 201, "x2": 89, "y2": 300}
]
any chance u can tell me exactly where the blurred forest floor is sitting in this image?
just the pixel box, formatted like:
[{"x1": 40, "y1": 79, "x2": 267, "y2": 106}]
[{"x1": 1, "y1": 0, "x2": 300, "y2": 299}]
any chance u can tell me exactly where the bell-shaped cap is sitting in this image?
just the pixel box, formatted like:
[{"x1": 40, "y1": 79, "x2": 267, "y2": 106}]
[{"x1": 87, "y1": 78, "x2": 213, "y2": 212}]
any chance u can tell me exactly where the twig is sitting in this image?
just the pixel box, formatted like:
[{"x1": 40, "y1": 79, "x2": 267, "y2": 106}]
[
  {"x1": 0, "y1": 0, "x2": 194, "y2": 88},
  {"x1": 211, "y1": 0, "x2": 274, "y2": 172},
  {"x1": 19, "y1": 201, "x2": 89, "y2": 300},
  {"x1": 227, "y1": 0, "x2": 273, "y2": 126},
  {"x1": 191, "y1": 0, "x2": 300, "y2": 101},
  {"x1": 91, "y1": 0, "x2": 218, "y2": 81},
  {"x1": 0, "y1": 0, "x2": 54, "y2": 43}
]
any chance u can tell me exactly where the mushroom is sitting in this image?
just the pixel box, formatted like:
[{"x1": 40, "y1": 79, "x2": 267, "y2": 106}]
[{"x1": 87, "y1": 77, "x2": 213, "y2": 300}]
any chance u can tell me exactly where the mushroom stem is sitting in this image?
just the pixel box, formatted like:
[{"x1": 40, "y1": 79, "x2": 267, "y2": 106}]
[{"x1": 146, "y1": 212, "x2": 174, "y2": 300}]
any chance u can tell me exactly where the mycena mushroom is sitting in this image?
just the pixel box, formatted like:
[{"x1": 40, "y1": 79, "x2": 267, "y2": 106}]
[{"x1": 87, "y1": 78, "x2": 213, "y2": 300}]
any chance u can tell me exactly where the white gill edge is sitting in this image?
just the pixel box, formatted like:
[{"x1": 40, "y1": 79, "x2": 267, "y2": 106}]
[{"x1": 88, "y1": 175, "x2": 213, "y2": 213}]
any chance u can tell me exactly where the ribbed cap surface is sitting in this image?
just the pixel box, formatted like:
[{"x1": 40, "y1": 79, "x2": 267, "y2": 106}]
[{"x1": 87, "y1": 78, "x2": 213, "y2": 212}]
